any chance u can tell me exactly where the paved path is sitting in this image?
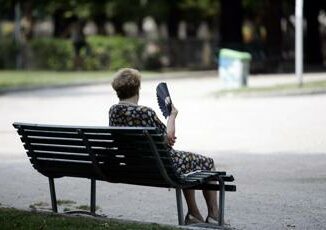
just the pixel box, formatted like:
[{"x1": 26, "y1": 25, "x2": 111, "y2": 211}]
[{"x1": 0, "y1": 72, "x2": 326, "y2": 229}]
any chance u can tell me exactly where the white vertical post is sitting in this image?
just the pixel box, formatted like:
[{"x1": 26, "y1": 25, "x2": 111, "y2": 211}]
[{"x1": 295, "y1": 0, "x2": 304, "y2": 86}]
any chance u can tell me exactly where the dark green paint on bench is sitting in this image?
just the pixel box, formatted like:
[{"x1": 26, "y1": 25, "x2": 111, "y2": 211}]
[{"x1": 13, "y1": 122, "x2": 236, "y2": 226}]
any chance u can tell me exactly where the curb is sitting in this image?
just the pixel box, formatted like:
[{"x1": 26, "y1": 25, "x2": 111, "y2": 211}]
[{"x1": 216, "y1": 88, "x2": 326, "y2": 98}]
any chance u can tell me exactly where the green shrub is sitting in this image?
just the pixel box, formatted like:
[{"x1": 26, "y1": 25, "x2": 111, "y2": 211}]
[
  {"x1": 30, "y1": 38, "x2": 73, "y2": 70},
  {"x1": 84, "y1": 36, "x2": 145, "y2": 70},
  {"x1": 0, "y1": 36, "x2": 149, "y2": 71},
  {"x1": 0, "y1": 38, "x2": 18, "y2": 69}
]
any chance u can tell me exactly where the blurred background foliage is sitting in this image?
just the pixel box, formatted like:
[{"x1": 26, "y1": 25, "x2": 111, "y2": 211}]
[{"x1": 0, "y1": 0, "x2": 325, "y2": 72}]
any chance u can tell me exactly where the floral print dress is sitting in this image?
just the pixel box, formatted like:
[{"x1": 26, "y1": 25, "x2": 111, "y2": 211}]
[{"x1": 109, "y1": 103, "x2": 214, "y2": 175}]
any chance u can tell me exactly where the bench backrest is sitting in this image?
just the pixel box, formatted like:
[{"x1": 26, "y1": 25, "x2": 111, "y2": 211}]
[{"x1": 13, "y1": 123, "x2": 180, "y2": 188}]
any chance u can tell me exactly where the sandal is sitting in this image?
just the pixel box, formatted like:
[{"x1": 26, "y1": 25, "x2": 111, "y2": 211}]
[
  {"x1": 206, "y1": 216, "x2": 219, "y2": 225},
  {"x1": 185, "y1": 213, "x2": 203, "y2": 225}
]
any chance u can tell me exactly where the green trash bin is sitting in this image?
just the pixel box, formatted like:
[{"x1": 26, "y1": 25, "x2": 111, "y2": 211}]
[{"x1": 218, "y1": 49, "x2": 252, "y2": 88}]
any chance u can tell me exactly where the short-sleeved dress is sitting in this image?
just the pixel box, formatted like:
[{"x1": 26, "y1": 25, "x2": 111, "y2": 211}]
[{"x1": 109, "y1": 103, "x2": 214, "y2": 175}]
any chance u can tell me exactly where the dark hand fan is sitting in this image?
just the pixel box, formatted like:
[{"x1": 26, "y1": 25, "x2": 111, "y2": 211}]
[{"x1": 156, "y1": 82, "x2": 172, "y2": 118}]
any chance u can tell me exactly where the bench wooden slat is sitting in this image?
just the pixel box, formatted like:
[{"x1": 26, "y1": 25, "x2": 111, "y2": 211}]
[
  {"x1": 103, "y1": 163, "x2": 173, "y2": 173},
  {"x1": 22, "y1": 137, "x2": 85, "y2": 146},
  {"x1": 89, "y1": 141, "x2": 167, "y2": 149},
  {"x1": 32, "y1": 151, "x2": 93, "y2": 162},
  {"x1": 19, "y1": 130, "x2": 79, "y2": 139},
  {"x1": 193, "y1": 171, "x2": 226, "y2": 176},
  {"x1": 185, "y1": 175, "x2": 211, "y2": 182},
  {"x1": 120, "y1": 182, "x2": 172, "y2": 188},
  {"x1": 26, "y1": 144, "x2": 88, "y2": 154},
  {"x1": 36, "y1": 168, "x2": 102, "y2": 180},
  {"x1": 24, "y1": 136, "x2": 167, "y2": 150},
  {"x1": 83, "y1": 128, "x2": 158, "y2": 134},
  {"x1": 34, "y1": 159, "x2": 97, "y2": 173},
  {"x1": 20, "y1": 129, "x2": 164, "y2": 140},
  {"x1": 90, "y1": 147, "x2": 171, "y2": 157},
  {"x1": 193, "y1": 172, "x2": 234, "y2": 182},
  {"x1": 95, "y1": 154, "x2": 172, "y2": 166},
  {"x1": 106, "y1": 171, "x2": 167, "y2": 179},
  {"x1": 14, "y1": 123, "x2": 158, "y2": 133},
  {"x1": 107, "y1": 155, "x2": 171, "y2": 164},
  {"x1": 189, "y1": 184, "x2": 237, "y2": 192},
  {"x1": 184, "y1": 172, "x2": 234, "y2": 182},
  {"x1": 108, "y1": 176, "x2": 171, "y2": 185},
  {"x1": 86, "y1": 133, "x2": 164, "y2": 141},
  {"x1": 100, "y1": 154, "x2": 170, "y2": 161},
  {"x1": 215, "y1": 175, "x2": 234, "y2": 182}
]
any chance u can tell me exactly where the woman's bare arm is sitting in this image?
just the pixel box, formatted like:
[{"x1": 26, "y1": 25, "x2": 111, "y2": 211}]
[{"x1": 167, "y1": 104, "x2": 178, "y2": 146}]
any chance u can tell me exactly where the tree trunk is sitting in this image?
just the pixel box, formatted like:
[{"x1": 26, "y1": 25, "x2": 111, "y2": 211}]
[
  {"x1": 91, "y1": 3, "x2": 107, "y2": 36},
  {"x1": 186, "y1": 21, "x2": 199, "y2": 38},
  {"x1": 137, "y1": 17, "x2": 144, "y2": 36},
  {"x1": 53, "y1": 8, "x2": 69, "y2": 38},
  {"x1": 304, "y1": 0, "x2": 323, "y2": 65},
  {"x1": 220, "y1": 0, "x2": 243, "y2": 49},
  {"x1": 111, "y1": 18, "x2": 125, "y2": 36},
  {"x1": 263, "y1": 0, "x2": 283, "y2": 71},
  {"x1": 166, "y1": 1, "x2": 180, "y2": 67},
  {"x1": 22, "y1": 0, "x2": 34, "y2": 40},
  {"x1": 94, "y1": 14, "x2": 107, "y2": 35},
  {"x1": 167, "y1": 1, "x2": 180, "y2": 39}
]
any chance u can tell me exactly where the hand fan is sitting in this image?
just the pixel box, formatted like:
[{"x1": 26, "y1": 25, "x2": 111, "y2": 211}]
[{"x1": 156, "y1": 82, "x2": 172, "y2": 118}]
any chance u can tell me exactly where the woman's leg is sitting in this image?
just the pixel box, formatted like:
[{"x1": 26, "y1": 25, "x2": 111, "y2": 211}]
[
  {"x1": 202, "y1": 166, "x2": 219, "y2": 219},
  {"x1": 183, "y1": 189, "x2": 204, "y2": 221},
  {"x1": 172, "y1": 150, "x2": 217, "y2": 221},
  {"x1": 202, "y1": 189, "x2": 218, "y2": 219}
]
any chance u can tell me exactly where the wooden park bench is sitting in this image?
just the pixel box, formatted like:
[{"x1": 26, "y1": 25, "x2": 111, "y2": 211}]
[{"x1": 13, "y1": 122, "x2": 236, "y2": 226}]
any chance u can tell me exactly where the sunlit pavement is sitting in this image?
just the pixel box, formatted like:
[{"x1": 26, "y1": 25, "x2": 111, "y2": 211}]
[{"x1": 1, "y1": 72, "x2": 326, "y2": 229}]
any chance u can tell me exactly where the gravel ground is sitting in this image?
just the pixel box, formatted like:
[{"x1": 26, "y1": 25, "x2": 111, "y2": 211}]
[
  {"x1": 1, "y1": 153, "x2": 325, "y2": 229},
  {"x1": 1, "y1": 72, "x2": 326, "y2": 229}
]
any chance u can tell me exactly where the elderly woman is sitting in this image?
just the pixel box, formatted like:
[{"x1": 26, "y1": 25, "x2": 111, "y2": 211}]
[{"x1": 109, "y1": 68, "x2": 219, "y2": 225}]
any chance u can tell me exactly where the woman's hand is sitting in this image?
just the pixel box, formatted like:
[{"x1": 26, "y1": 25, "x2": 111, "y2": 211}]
[
  {"x1": 167, "y1": 134, "x2": 177, "y2": 146},
  {"x1": 170, "y1": 104, "x2": 178, "y2": 118},
  {"x1": 167, "y1": 104, "x2": 178, "y2": 147}
]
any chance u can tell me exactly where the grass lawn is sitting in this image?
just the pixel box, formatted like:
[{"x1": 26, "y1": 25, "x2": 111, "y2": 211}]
[
  {"x1": 0, "y1": 71, "x2": 158, "y2": 91},
  {"x1": 0, "y1": 71, "x2": 114, "y2": 90},
  {"x1": 0, "y1": 207, "x2": 177, "y2": 230},
  {"x1": 216, "y1": 80, "x2": 326, "y2": 97}
]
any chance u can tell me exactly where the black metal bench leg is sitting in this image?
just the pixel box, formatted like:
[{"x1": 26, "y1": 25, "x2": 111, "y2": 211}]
[
  {"x1": 218, "y1": 179, "x2": 225, "y2": 226},
  {"x1": 175, "y1": 188, "x2": 184, "y2": 225},
  {"x1": 90, "y1": 179, "x2": 96, "y2": 215},
  {"x1": 48, "y1": 177, "x2": 58, "y2": 213}
]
